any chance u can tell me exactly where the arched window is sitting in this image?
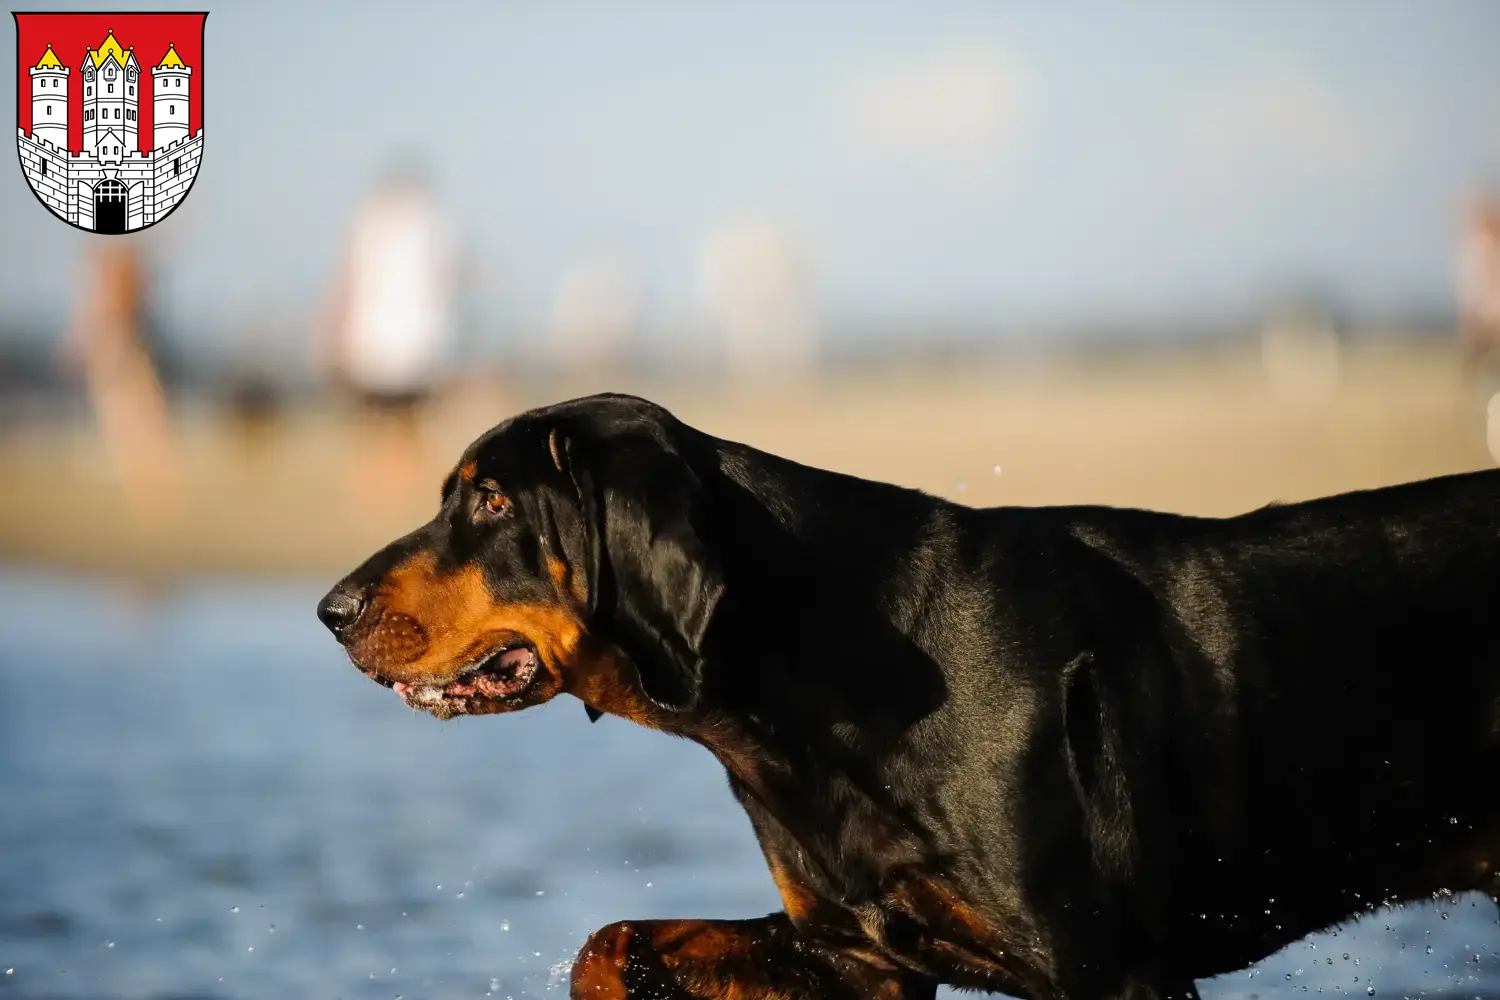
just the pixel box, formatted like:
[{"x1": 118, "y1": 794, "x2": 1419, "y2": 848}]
[
  {"x1": 176, "y1": 78, "x2": 182, "y2": 88},
  {"x1": 129, "y1": 86, "x2": 134, "y2": 96},
  {"x1": 170, "y1": 105, "x2": 175, "y2": 114},
  {"x1": 115, "y1": 108, "x2": 120, "y2": 119},
  {"x1": 45, "y1": 105, "x2": 51, "y2": 115},
  {"x1": 86, "y1": 86, "x2": 92, "y2": 96},
  {"x1": 108, "y1": 83, "x2": 114, "y2": 94}
]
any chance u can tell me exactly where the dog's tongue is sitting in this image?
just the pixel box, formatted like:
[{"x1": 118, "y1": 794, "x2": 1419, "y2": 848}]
[{"x1": 392, "y1": 681, "x2": 443, "y2": 706}]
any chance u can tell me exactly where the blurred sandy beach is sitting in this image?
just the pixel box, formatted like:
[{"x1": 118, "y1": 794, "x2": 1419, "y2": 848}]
[{"x1": 0, "y1": 341, "x2": 1492, "y2": 580}]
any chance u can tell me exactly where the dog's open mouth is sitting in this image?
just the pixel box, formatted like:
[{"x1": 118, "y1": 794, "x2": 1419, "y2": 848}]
[{"x1": 389, "y1": 644, "x2": 539, "y2": 713}]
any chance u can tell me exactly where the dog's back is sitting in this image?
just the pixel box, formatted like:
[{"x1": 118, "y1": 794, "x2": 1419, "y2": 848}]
[{"x1": 1060, "y1": 468, "x2": 1500, "y2": 975}]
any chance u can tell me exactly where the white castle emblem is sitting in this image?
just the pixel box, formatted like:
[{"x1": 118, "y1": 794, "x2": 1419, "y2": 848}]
[{"x1": 17, "y1": 30, "x2": 203, "y2": 233}]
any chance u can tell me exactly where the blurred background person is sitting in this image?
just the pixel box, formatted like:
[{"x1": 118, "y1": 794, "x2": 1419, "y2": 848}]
[
  {"x1": 316, "y1": 156, "x2": 456, "y2": 520},
  {"x1": 1458, "y1": 194, "x2": 1500, "y2": 366},
  {"x1": 56, "y1": 240, "x2": 182, "y2": 530},
  {"x1": 549, "y1": 247, "x2": 641, "y2": 386},
  {"x1": 698, "y1": 217, "x2": 819, "y2": 385}
]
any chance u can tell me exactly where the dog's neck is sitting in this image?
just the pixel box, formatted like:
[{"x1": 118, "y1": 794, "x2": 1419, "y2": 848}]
[{"x1": 688, "y1": 438, "x2": 958, "y2": 769}]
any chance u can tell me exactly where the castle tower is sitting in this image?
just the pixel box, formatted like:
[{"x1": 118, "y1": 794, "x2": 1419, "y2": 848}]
[
  {"x1": 81, "y1": 30, "x2": 140, "y2": 156},
  {"x1": 28, "y1": 44, "x2": 69, "y2": 150},
  {"x1": 151, "y1": 44, "x2": 191, "y2": 150}
]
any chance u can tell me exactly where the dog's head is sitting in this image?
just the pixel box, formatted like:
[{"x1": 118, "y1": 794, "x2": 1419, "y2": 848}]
[{"x1": 316, "y1": 394, "x2": 724, "y2": 723}]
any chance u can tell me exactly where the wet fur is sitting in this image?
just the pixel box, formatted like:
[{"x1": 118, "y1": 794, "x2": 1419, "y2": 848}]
[{"x1": 321, "y1": 393, "x2": 1500, "y2": 1000}]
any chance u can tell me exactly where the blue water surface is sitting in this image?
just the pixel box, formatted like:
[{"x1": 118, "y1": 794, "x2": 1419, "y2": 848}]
[{"x1": 0, "y1": 571, "x2": 1494, "y2": 999}]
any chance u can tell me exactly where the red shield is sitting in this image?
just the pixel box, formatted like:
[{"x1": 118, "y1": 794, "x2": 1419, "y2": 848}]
[{"x1": 13, "y1": 11, "x2": 206, "y2": 233}]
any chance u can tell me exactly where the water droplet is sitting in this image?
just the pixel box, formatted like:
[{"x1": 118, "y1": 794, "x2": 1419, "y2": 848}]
[
  {"x1": 356, "y1": 924, "x2": 365, "y2": 931},
  {"x1": 645, "y1": 882, "x2": 653, "y2": 888},
  {"x1": 247, "y1": 946, "x2": 254, "y2": 953},
  {"x1": 229, "y1": 906, "x2": 240, "y2": 914},
  {"x1": 500, "y1": 920, "x2": 510, "y2": 932},
  {"x1": 1366, "y1": 989, "x2": 1375, "y2": 996},
  {"x1": 535, "y1": 890, "x2": 545, "y2": 897},
  {"x1": 105, "y1": 941, "x2": 115, "y2": 949},
  {"x1": 456, "y1": 892, "x2": 465, "y2": 899},
  {"x1": 4, "y1": 969, "x2": 12, "y2": 976},
  {"x1": 1442, "y1": 912, "x2": 1450, "y2": 920},
  {"x1": 1427, "y1": 946, "x2": 1434, "y2": 955},
  {"x1": 1343, "y1": 954, "x2": 1349, "y2": 960}
]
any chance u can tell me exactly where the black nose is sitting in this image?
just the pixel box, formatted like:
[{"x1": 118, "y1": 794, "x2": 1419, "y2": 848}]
[{"x1": 317, "y1": 586, "x2": 366, "y2": 638}]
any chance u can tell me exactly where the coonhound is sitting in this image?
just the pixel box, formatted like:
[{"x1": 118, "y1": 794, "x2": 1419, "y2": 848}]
[{"x1": 317, "y1": 392, "x2": 1500, "y2": 1000}]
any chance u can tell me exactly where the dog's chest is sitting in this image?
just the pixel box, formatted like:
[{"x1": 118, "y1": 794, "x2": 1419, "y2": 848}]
[
  {"x1": 847, "y1": 872, "x2": 1044, "y2": 992},
  {"x1": 733, "y1": 772, "x2": 1040, "y2": 994}
]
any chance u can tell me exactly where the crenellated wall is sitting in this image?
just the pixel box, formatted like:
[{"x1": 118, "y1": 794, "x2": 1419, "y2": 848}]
[{"x1": 17, "y1": 126, "x2": 204, "y2": 230}]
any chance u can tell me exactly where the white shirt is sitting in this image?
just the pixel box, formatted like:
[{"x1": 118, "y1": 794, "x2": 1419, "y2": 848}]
[{"x1": 340, "y1": 188, "x2": 452, "y2": 394}]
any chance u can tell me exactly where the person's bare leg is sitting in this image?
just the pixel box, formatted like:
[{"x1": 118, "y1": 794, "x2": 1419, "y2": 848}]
[
  {"x1": 83, "y1": 338, "x2": 182, "y2": 528},
  {"x1": 352, "y1": 402, "x2": 426, "y2": 525}
]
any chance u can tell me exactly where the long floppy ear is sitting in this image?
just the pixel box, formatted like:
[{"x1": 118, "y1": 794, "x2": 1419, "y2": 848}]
[{"x1": 558, "y1": 426, "x2": 724, "y2": 712}]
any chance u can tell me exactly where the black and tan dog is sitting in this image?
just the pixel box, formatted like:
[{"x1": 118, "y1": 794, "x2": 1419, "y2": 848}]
[{"x1": 317, "y1": 393, "x2": 1500, "y2": 1000}]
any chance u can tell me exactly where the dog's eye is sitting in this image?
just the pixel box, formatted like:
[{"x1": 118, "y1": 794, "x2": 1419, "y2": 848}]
[{"x1": 481, "y1": 489, "x2": 512, "y2": 518}]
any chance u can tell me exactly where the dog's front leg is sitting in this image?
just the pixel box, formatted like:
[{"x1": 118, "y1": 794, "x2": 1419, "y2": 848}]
[
  {"x1": 569, "y1": 912, "x2": 938, "y2": 1000},
  {"x1": 1089, "y1": 976, "x2": 1200, "y2": 1000}
]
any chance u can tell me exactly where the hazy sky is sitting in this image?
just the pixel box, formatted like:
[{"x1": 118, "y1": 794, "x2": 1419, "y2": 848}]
[{"x1": 3, "y1": 1, "x2": 1499, "y2": 364}]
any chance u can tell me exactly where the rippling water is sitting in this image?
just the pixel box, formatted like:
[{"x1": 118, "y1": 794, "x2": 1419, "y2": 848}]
[{"x1": 0, "y1": 571, "x2": 1494, "y2": 999}]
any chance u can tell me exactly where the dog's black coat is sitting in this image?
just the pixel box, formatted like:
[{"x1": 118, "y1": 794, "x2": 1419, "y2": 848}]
[{"x1": 322, "y1": 393, "x2": 1500, "y2": 1000}]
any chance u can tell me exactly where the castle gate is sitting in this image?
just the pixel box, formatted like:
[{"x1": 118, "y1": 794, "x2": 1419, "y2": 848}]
[{"x1": 94, "y1": 178, "x2": 127, "y2": 234}]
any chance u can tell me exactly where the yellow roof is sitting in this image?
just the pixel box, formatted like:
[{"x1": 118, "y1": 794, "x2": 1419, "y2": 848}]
[
  {"x1": 34, "y1": 44, "x2": 63, "y2": 69},
  {"x1": 86, "y1": 30, "x2": 134, "y2": 70},
  {"x1": 157, "y1": 44, "x2": 185, "y2": 69}
]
